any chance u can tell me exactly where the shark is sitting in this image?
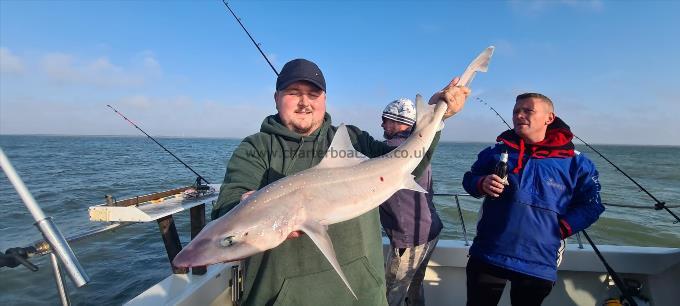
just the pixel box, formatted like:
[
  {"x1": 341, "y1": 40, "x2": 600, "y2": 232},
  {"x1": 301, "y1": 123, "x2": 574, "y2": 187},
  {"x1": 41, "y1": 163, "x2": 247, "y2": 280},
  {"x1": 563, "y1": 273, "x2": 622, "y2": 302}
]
[{"x1": 172, "y1": 46, "x2": 495, "y2": 298}]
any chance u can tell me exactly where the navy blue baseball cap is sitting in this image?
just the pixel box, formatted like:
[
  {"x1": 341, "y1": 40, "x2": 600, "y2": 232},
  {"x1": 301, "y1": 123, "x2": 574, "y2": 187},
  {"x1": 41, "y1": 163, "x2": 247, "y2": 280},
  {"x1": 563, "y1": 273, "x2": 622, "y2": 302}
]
[{"x1": 276, "y1": 59, "x2": 326, "y2": 92}]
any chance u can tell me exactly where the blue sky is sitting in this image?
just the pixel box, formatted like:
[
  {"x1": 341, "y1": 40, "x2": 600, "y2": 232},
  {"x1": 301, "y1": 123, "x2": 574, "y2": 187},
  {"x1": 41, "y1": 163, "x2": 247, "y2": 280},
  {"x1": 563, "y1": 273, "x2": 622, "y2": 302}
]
[{"x1": 1, "y1": 1, "x2": 678, "y2": 145}]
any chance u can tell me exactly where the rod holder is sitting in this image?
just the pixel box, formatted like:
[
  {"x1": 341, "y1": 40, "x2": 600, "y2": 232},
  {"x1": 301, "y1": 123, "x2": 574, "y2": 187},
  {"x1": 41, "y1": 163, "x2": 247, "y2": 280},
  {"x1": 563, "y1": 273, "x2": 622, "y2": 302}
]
[
  {"x1": 35, "y1": 218, "x2": 90, "y2": 287},
  {"x1": 1, "y1": 147, "x2": 90, "y2": 288}
]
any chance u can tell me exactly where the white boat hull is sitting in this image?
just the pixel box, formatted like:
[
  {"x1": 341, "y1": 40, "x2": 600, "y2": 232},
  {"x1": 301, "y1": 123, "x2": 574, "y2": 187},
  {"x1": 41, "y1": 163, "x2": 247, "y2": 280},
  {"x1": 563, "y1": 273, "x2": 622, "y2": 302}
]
[{"x1": 126, "y1": 239, "x2": 680, "y2": 306}]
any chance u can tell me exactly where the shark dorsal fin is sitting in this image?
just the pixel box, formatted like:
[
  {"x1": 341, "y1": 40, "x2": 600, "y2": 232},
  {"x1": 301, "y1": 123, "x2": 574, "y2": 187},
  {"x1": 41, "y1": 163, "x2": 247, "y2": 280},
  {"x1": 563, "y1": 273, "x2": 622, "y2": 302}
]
[
  {"x1": 414, "y1": 94, "x2": 440, "y2": 132},
  {"x1": 316, "y1": 124, "x2": 368, "y2": 169},
  {"x1": 415, "y1": 94, "x2": 428, "y2": 124}
]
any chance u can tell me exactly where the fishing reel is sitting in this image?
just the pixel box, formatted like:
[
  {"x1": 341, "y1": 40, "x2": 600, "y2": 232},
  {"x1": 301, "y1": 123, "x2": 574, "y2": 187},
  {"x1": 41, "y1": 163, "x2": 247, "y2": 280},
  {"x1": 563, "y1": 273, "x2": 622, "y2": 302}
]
[
  {"x1": 195, "y1": 177, "x2": 211, "y2": 192},
  {"x1": 183, "y1": 176, "x2": 215, "y2": 199},
  {"x1": 602, "y1": 277, "x2": 650, "y2": 306},
  {"x1": 1, "y1": 246, "x2": 38, "y2": 271}
]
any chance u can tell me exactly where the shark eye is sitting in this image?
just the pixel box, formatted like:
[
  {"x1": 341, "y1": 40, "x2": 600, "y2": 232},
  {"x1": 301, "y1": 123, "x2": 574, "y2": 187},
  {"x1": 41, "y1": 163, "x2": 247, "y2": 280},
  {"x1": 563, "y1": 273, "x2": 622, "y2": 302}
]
[{"x1": 220, "y1": 235, "x2": 235, "y2": 247}]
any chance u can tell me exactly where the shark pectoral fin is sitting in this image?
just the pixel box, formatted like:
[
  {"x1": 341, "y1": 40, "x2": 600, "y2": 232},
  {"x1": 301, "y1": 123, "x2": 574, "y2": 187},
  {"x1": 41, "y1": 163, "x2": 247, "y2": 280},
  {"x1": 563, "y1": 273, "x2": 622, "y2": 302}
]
[
  {"x1": 402, "y1": 175, "x2": 428, "y2": 193},
  {"x1": 315, "y1": 124, "x2": 368, "y2": 169},
  {"x1": 299, "y1": 221, "x2": 358, "y2": 300}
]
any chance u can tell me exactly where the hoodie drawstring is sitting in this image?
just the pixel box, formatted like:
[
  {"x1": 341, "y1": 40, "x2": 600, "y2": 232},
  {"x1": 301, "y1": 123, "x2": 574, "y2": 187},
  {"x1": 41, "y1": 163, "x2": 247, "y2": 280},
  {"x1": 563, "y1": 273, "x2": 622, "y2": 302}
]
[
  {"x1": 310, "y1": 131, "x2": 322, "y2": 168},
  {"x1": 284, "y1": 137, "x2": 305, "y2": 175}
]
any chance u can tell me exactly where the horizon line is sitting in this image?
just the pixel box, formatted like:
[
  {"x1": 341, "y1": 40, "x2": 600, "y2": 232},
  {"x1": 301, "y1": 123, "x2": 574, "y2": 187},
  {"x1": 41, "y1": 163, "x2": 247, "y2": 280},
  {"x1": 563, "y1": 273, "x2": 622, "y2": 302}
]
[{"x1": 1, "y1": 133, "x2": 679, "y2": 148}]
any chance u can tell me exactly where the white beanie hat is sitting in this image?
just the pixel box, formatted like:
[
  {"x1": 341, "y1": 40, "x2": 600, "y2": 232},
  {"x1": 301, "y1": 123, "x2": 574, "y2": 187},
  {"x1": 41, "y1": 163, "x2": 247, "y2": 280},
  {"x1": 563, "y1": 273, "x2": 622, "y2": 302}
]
[{"x1": 382, "y1": 98, "x2": 416, "y2": 126}]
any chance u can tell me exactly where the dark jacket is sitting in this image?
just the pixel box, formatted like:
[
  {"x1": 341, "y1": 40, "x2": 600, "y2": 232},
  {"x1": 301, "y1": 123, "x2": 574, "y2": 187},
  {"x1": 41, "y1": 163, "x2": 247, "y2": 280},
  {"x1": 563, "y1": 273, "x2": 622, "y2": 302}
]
[
  {"x1": 379, "y1": 133, "x2": 443, "y2": 248},
  {"x1": 211, "y1": 113, "x2": 439, "y2": 306},
  {"x1": 462, "y1": 118, "x2": 604, "y2": 281}
]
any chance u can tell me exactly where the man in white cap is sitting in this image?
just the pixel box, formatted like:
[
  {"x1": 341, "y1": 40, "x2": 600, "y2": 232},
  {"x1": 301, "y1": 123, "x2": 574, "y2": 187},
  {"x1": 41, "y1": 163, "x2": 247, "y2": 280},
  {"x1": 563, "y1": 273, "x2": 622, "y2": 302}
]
[{"x1": 380, "y1": 98, "x2": 443, "y2": 306}]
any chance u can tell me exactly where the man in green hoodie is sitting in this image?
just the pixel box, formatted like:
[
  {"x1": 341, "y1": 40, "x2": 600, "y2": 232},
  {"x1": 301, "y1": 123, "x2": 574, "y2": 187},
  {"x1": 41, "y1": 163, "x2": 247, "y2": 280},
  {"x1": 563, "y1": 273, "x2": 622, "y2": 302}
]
[{"x1": 211, "y1": 58, "x2": 469, "y2": 306}]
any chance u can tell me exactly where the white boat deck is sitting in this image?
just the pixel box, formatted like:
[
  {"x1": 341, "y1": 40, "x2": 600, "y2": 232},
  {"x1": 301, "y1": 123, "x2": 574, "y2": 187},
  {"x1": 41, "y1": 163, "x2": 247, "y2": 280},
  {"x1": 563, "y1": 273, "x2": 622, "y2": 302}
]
[{"x1": 126, "y1": 239, "x2": 680, "y2": 306}]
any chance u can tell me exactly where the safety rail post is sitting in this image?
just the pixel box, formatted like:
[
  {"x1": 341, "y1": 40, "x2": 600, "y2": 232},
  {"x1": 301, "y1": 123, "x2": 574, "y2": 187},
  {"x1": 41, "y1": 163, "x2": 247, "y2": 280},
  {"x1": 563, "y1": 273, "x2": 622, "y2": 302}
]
[
  {"x1": 190, "y1": 203, "x2": 207, "y2": 275},
  {"x1": 575, "y1": 232, "x2": 584, "y2": 249},
  {"x1": 454, "y1": 195, "x2": 470, "y2": 246},
  {"x1": 49, "y1": 252, "x2": 70, "y2": 306},
  {"x1": 157, "y1": 215, "x2": 187, "y2": 274}
]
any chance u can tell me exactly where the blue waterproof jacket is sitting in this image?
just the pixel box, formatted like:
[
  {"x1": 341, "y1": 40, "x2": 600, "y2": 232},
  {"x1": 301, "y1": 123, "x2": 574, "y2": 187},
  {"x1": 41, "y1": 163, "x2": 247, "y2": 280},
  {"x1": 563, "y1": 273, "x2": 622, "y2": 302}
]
[{"x1": 462, "y1": 118, "x2": 604, "y2": 281}]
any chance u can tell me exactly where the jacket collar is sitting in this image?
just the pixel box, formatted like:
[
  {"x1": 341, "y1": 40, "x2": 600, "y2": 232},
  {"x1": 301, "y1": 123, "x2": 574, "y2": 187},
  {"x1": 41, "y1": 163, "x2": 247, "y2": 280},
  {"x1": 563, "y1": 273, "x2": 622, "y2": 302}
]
[{"x1": 496, "y1": 117, "x2": 575, "y2": 173}]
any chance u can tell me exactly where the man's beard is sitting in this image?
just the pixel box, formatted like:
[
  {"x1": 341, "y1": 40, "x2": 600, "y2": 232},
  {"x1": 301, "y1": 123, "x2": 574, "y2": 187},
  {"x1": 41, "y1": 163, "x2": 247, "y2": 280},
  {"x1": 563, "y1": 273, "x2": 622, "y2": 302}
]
[
  {"x1": 384, "y1": 128, "x2": 412, "y2": 140},
  {"x1": 383, "y1": 131, "x2": 393, "y2": 139},
  {"x1": 290, "y1": 117, "x2": 319, "y2": 136}
]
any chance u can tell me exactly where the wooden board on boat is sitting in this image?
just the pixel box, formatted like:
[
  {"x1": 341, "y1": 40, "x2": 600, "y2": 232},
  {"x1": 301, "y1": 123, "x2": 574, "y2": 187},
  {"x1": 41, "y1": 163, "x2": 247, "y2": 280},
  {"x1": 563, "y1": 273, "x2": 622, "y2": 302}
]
[{"x1": 88, "y1": 184, "x2": 220, "y2": 222}]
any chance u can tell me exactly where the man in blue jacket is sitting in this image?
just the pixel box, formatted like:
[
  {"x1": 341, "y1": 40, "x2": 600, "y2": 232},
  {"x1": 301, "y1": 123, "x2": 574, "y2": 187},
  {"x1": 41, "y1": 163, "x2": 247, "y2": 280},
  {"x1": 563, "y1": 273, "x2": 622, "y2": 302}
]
[
  {"x1": 462, "y1": 93, "x2": 604, "y2": 306},
  {"x1": 379, "y1": 98, "x2": 443, "y2": 306}
]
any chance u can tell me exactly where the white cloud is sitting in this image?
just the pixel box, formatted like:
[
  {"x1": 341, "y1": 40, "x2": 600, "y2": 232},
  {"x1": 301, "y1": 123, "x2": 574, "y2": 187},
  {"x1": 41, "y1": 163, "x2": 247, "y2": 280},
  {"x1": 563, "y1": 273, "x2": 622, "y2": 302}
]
[
  {"x1": 42, "y1": 53, "x2": 79, "y2": 82},
  {"x1": 138, "y1": 50, "x2": 161, "y2": 73},
  {"x1": 40, "y1": 51, "x2": 160, "y2": 88},
  {"x1": 143, "y1": 56, "x2": 160, "y2": 70},
  {"x1": 562, "y1": 0, "x2": 604, "y2": 11},
  {"x1": 510, "y1": 0, "x2": 604, "y2": 15},
  {"x1": 0, "y1": 94, "x2": 274, "y2": 138},
  {"x1": 0, "y1": 47, "x2": 25, "y2": 75},
  {"x1": 2, "y1": 90, "x2": 678, "y2": 145},
  {"x1": 119, "y1": 95, "x2": 153, "y2": 109}
]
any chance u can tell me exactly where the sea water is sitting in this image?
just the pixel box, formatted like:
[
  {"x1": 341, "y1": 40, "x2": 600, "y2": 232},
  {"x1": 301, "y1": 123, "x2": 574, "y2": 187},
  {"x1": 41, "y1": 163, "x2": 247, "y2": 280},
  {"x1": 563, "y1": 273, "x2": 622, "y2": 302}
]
[{"x1": 1, "y1": 135, "x2": 678, "y2": 305}]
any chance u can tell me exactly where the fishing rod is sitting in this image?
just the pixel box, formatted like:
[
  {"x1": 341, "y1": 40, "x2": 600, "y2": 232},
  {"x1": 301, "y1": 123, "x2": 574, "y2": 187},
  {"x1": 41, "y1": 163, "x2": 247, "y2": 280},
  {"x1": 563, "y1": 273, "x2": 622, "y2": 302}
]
[
  {"x1": 222, "y1": 1, "x2": 279, "y2": 76},
  {"x1": 582, "y1": 230, "x2": 638, "y2": 306},
  {"x1": 572, "y1": 134, "x2": 679, "y2": 223},
  {"x1": 106, "y1": 104, "x2": 210, "y2": 185},
  {"x1": 474, "y1": 97, "x2": 678, "y2": 223},
  {"x1": 475, "y1": 97, "x2": 512, "y2": 130}
]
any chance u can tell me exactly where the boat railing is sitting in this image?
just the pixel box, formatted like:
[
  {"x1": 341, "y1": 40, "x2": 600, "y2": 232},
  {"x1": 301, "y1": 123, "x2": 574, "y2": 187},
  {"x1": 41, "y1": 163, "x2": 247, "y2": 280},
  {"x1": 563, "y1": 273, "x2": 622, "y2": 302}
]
[
  {"x1": 16, "y1": 191, "x2": 585, "y2": 273},
  {"x1": 433, "y1": 193, "x2": 473, "y2": 246},
  {"x1": 11, "y1": 187, "x2": 672, "y2": 284}
]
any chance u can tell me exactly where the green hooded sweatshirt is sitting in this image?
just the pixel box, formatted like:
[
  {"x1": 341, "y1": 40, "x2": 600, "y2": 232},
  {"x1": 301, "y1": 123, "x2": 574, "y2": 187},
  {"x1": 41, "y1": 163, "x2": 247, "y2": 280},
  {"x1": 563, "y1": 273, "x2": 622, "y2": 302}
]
[{"x1": 212, "y1": 113, "x2": 439, "y2": 306}]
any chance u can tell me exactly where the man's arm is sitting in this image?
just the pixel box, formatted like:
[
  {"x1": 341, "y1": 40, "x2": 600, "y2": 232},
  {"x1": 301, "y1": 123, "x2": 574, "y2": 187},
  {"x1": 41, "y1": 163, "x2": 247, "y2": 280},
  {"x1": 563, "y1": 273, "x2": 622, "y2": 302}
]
[
  {"x1": 211, "y1": 139, "x2": 268, "y2": 220},
  {"x1": 345, "y1": 125, "x2": 392, "y2": 158},
  {"x1": 558, "y1": 157, "x2": 605, "y2": 239},
  {"x1": 462, "y1": 146, "x2": 496, "y2": 198}
]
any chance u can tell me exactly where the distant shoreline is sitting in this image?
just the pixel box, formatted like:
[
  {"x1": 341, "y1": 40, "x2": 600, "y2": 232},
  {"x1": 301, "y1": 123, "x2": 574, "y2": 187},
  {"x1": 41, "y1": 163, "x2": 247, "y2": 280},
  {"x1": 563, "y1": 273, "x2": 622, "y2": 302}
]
[
  {"x1": 0, "y1": 133, "x2": 243, "y2": 141},
  {"x1": 1, "y1": 133, "x2": 678, "y2": 147}
]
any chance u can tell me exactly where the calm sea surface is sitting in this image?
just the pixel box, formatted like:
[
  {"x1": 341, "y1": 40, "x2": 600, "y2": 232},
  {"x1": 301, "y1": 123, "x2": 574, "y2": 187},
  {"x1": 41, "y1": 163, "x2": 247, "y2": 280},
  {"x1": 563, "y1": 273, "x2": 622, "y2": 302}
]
[{"x1": 1, "y1": 135, "x2": 678, "y2": 305}]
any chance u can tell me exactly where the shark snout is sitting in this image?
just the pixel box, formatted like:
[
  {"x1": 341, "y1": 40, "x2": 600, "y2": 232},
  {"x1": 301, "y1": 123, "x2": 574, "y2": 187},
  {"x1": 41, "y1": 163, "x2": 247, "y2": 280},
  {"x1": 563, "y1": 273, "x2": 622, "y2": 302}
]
[{"x1": 173, "y1": 237, "x2": 211, "y2": 268}]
